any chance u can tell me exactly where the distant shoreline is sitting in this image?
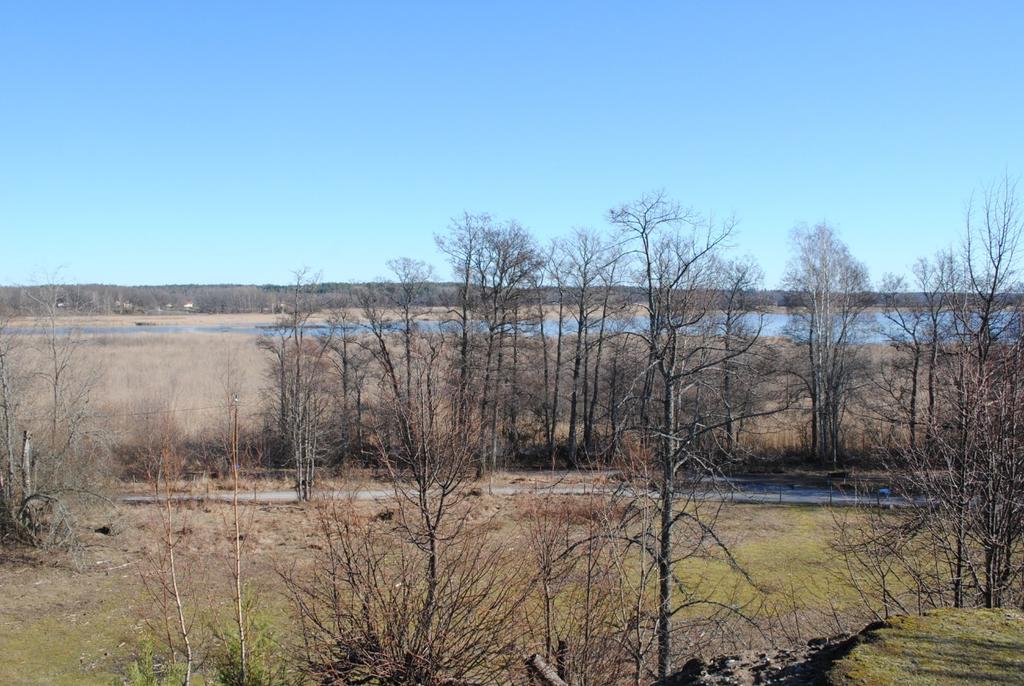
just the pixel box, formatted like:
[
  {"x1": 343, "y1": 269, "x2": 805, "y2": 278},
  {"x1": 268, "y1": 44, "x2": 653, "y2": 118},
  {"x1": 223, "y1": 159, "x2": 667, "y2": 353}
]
[{"x1": 2, "y1": 304, "x2": 908, "y2": 329}]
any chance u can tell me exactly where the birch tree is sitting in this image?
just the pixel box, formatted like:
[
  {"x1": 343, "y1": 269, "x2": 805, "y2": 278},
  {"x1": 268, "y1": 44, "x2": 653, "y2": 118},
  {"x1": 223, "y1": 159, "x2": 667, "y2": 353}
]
[
  {"x1": 259, "y1": 269, "x2": 333, "y2": 501},
  {"x1": 783, "y1": 224, "x2": 870, "y2": 464}
]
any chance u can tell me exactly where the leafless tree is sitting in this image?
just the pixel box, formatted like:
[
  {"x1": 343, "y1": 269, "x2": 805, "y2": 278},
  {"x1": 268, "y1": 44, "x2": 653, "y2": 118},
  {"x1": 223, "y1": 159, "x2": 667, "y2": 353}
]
[
  {"x1": 386, "y1": 257, "x2": 435, "y2": 401},
  {"x1": 783, "y1": 223, "x2": 871, "y2": 464},
  {"x1": 138, "y1": 439, "x2": 197, "y2": 686},
  {"x1": 0, "y1": 314, "x2": 23, "y2": 535},
  {"x1": 713, "y1": 256, "x2": 768, "y2": 454},
  {"x1": 259, "y1": 269, "x2": 333, "y2": 501},
  {"x1": 943, "y1": 174, "x2": 1023, "y2": 608},
  {"x1": 325, "y1": 309, "x2": 368, "y2": 460},
  {"x1": 520, "y1": 494, "x2": 633, "y2": 686},
  {"x1": 847, "y1": 175, "x2": 1024, "y2": 614},
  {"x1": 0, "y1": 280, "x2": 108, "y2": 558},
  {"x1": 609, "y1": 192, "x2": 765, "y2": 679},
  {"x1": 554, "y1": 228, "x2": 623, "y2": 466},
  {"x1": 472, "y1": 220, "x2": 542, "y2": 477},
  {"x1": 435, "y1": 212, "x2": 488, "y2": 428},
  {"x1": 286, "y1": 332, "x2": 524, "y2": 685},
  {"x1": 539, "y1": 242, "x2": 569, "y2": 466},
  {"x1": 874, "y1": 252, "x2": 953, "y2": 451}
]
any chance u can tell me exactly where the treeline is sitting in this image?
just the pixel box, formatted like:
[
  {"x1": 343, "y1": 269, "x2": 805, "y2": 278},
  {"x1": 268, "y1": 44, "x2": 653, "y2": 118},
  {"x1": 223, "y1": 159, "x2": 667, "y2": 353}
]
[
  {"x1": 0, "y1": 280, "x2": 862, "y2": 315},
  {"x1": 3, "y1": 275, "x2": 988, "y2": 318},
  {"x1": 0, "y1": 282, "x2": 436, "y2": 314},
  {"x1": 257, "y1": 202, "x2": 785, "y2": 489}
]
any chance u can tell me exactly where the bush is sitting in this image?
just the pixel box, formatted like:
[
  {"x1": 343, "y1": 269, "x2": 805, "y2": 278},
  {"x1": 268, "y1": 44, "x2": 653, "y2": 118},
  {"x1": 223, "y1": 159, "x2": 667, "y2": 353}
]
[
  {"x1": 210, "y1": 596, "x2": 289, "y2": 686},
  {"x1": 114, "y1": 641, "x2": 187, "y2": 686}
]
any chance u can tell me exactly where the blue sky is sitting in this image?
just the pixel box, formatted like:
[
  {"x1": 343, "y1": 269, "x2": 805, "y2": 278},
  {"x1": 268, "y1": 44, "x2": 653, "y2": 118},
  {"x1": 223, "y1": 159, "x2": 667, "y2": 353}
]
[{"x1": 1, "y1": 2, "x2": 1021, "y2": 287}]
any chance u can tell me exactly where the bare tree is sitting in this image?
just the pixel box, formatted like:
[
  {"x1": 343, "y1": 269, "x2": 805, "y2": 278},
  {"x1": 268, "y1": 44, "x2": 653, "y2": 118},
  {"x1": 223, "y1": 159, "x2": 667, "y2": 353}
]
[
  {"x1": 852, "y1": 174, "x2": 1024, "y2": 613},
  {"x1": 259, "y1": 269, "x2": 333, "y2": 501},
  {"x1": 386, "y1": 257, "x2": 435, "y2": 401},
  {"x1": 286, "y1": 333, "x2": 524, "y2": 685},
  {"x1": 472, "y1": 220, "x2": 541, "y2": 477},
  {"x1": 0, "y1": 280, "x2": 107, "y2": 557},
  {"x1": 0, "y1": 314, "x2": 22, "y2": 535},
  {"x1": 610, "y1": 192, "x2": 764, "y2": 679},
  {"x1": 520, "y1": 494, "x2": 632, "y2": 686},
  {"x1": 583, "y1": 244, "x2": 626, "y2": 462},
  {"x1": 326, "y1": 309, "x2": 368, "y2": 461},
  {"x1": 435, "y1": 212, "x2": 488, "y2": 427},
  {"x1": 555, "y1": 228, "x2": 621, "y2": 466},
  {"x1": 874, "y1": 252, "x2": 952, "y2": 451},
  {"x1": 713, "y1": 256, "x2": 768, "y2": 454},
  {"x1": 783, "y1": 223, "x2": 871, "y2": 464},
  {"x1": 945, "y1": 174, "x2": 1023, "y2": 608},
  {"x1": 138, "y1": 439, "x2": 196, "y2": 686},
  {"x1": 540, "y1": 242, "x2": 569, "y2": 466}
]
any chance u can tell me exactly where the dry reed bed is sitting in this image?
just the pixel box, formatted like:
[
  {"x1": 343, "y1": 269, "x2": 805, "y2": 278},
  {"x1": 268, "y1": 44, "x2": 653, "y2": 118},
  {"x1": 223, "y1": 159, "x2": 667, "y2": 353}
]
[
  {"x1": 10, "y1": 332, "x2": 267, "y2": 438},
  {"x1": 9, "y1": 328, "x2": 902, "y2": 452}
]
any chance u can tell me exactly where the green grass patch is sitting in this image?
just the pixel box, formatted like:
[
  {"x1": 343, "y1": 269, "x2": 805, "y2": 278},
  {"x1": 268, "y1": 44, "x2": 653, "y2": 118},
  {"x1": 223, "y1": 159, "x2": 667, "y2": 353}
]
[
  {"x1": 830, "y1": 608, "x2": 1024, "y2": 685},
  {"x1": 673, "y1": 504, "x2": 865, "y2": 613},
  {"x1": 0, "y1": 574, "x2": 140, "y2": 685}
]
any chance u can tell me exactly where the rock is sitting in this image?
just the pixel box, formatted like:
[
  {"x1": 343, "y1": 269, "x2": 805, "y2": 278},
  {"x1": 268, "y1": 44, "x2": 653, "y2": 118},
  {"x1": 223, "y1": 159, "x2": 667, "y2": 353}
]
[
  {"x1": 654, "y1": 657, "x2": 705, "y2": 685},
  {"x1": 658, "y1": 631, "x2": 859, "y2": 685}
]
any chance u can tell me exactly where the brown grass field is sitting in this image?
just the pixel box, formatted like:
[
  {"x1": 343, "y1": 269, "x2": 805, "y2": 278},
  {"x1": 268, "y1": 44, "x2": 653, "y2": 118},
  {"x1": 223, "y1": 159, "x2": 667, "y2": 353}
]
[
  {"x1": 83, "y1": 333, "x2": 268, "y2": 437},
  {"x1": 0, "y1": 487, "x2": 876, "y2": 686},
  {"x1": 5, "y1": 316, "x2": 902, "y2": 447},
  {"x1": 9, "y1": 331, "x2": 268, "y2": 438},
  {"x1": 5, "y1": 313, "x2": 297, "y2": 328}
]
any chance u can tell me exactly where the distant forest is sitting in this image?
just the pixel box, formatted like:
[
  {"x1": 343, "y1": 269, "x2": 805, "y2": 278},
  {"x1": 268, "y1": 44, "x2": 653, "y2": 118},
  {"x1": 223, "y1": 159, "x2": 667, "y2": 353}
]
[{"x1": 0, "y1": 281, "x2": 958, "y2": 316}]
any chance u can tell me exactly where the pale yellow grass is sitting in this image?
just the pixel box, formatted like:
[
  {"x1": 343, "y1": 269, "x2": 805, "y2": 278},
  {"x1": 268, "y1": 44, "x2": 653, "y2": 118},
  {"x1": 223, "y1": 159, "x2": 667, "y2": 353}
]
[
  {"x1": 79, "y1": 333, "x2": 268, "y2": 437},
  {"x1": 4, "y1": 307, "x2": 454, "y2": 328},
  {"x1": 6, "y1": 312, "x2": 314, "y2": 328}
]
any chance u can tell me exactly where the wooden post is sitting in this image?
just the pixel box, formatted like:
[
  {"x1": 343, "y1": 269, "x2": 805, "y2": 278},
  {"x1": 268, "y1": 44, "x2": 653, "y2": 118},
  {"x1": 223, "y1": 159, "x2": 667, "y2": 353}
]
[{"x1": 21, "y1": 430, "x2": 32, "y2": 498}]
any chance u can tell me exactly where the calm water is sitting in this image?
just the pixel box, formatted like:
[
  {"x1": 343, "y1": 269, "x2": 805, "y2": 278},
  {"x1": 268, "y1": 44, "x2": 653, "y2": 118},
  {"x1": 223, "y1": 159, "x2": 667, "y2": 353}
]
[{"x1": 7, "y1": 312, "x2": 913, "y2": 343}]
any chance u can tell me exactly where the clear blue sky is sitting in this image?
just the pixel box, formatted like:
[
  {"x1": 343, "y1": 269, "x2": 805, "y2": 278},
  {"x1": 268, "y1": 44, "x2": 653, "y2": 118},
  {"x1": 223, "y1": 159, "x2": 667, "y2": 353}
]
[{"x1": 1, "y1": 2, "x2": 1021, "y2": 288}]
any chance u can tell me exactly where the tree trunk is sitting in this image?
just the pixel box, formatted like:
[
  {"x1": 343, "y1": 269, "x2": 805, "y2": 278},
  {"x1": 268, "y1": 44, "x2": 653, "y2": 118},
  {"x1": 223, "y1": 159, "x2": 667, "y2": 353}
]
[
  {"x1": 657, "y1": 364, "x2": 676, "y2": 680},
  {"x1": 567, "y1": 315, "x2": 585, "y2": 465},
  {"x1": 550, "y1": 298, "x2": 565, "y2": 468},
  {"x1": 585, "y1": 295, "x2": 609, "y2": 458}
]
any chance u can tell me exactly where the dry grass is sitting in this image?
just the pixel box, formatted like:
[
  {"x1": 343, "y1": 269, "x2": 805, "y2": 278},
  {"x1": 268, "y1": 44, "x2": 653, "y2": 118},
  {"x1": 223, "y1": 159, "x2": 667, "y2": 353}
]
[
  {"x1": 5, "y1": 318, "x2": 908, "y2": 451},
  {"x1": 81, "y1": 333, "x2": 267, "y2": 437},
  {"x1": 3, "y1": 307, "x2": 456, "y2": 329},
  {"x1": 0, "y1": 499, "x2": 318, "y2": 685},
  {"x1": 5, "y1": 313, "x2": 293, "y2": 328},
  {"x1": 9, "y1": 332, "x2": 268, "y2": 437},
  {"x1": 0, "y1": 485, "x2": 875, "y2": 685}
]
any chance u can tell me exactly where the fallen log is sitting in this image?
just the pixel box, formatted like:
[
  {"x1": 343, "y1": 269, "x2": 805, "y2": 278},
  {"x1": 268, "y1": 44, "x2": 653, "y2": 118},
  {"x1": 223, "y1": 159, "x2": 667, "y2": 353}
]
[{"x1": 525, "y1": 653, "x2": 568, "y2": 686}]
